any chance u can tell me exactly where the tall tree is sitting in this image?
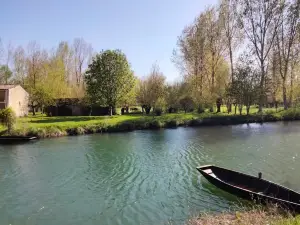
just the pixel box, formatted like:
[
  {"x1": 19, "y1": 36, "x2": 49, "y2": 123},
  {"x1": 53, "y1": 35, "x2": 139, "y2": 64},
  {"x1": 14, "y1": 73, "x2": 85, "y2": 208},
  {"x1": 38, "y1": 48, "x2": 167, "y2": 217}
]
[
  {"x1": 13, "y1": 46, "x2": 26, "y2": 85},
  {"x1": 85, "y1": 49, "x2": 135, "y2": 116},
  {"x1": 25, "y1": 41, "x2": 47, "y2": 115},
  {"x1": 274, "y1": 0, "x2": 300, "y2": 109},
  {"x1": 73, "y1": 38, "x2": 92, "y2": 87},
  {"x1": 242, "y1": 0, "x2": 283, "y2": 112},
  {"x1": 56, "y1": 41, "x2": 73, "y2": 83},
  {"x1": 205, "y1": 7, "x2": 227, "y2": 96},
  {"x1": 219, "y1": 0, "x2": 242, "y2": 82}
]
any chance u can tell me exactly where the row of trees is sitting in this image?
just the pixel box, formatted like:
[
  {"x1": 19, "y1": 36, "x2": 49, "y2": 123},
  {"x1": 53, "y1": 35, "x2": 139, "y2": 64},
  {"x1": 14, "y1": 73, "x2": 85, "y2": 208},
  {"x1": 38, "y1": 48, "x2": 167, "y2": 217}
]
[
  {"x1": 0, "y1": 38, "x2": 93, "y2": 115},
  {"x1": 173, "y1": 0, "x2": 300, "y2": 112},
  {"x1": 1, "y1": 0, "x2": 300, "y2": 116}
]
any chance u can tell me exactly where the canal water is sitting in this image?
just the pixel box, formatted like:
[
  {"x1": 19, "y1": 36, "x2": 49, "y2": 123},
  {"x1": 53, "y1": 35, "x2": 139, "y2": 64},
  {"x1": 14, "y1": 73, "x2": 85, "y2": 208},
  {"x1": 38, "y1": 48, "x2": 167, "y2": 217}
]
[{"x1": 1, "y1": 122, "x2": 300, "y2": 225}]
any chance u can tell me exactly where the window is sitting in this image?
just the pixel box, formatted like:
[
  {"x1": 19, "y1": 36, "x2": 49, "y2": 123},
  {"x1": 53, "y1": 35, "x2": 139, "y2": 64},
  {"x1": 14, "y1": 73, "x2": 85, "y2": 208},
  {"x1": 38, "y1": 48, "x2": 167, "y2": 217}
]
[
  {"x1": 0, "y1": 103, "x2": 5, "y2": 109},
  {"x1": 0, "y1": 90, "x2": 6, "y2": 102}
]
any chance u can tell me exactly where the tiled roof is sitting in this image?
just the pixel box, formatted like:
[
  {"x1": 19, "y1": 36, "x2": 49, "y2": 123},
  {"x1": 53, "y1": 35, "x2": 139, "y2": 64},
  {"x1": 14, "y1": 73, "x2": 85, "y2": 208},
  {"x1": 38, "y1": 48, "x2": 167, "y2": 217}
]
[{"x1": 0, "y1": 85, "x2": 17, "y2": 90}]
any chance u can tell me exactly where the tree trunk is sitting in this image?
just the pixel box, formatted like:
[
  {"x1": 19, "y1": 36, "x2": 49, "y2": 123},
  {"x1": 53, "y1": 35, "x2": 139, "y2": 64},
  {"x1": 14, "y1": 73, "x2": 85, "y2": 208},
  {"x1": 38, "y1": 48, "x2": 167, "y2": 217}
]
[
  {"x1": 258, "y1": 63, "x2": 265, "y2": 113},
  {"x1": 216, "y1": 104, "x2": 221, "y2": 113},
  {"x1": 32, "y1": 106, "x2": 36, "y2": 116},
  {"x1": 238, "y1": 105, "x2": 243, "y2": 115},
  {"x1": 289, "y1": 64, "x2": 295, "y2": 107},
  {"x1": 141, "y1": 105, "x2": 145, "y2": 113},
  {"x1": 109, "y1": 106, "x2": 113, "y2": 116},
  {"x1": 234, "y1": 104, "x2": 237, "y2": 115},
  {"x1": 246, "y1": 105, "x2": 250, "y2": 115},
  {"x1": 229, "y1": 44, "x2": 234, "y2": 84},
  {"x1": 145, "y1": 106, "x2": 151, "y2": 114},
  {"x1": 226, "y1": 103, "x2": 232, "y2": 114},
  {"x1": 282, "y1": 78, "x2": 288, "y2": 110}
]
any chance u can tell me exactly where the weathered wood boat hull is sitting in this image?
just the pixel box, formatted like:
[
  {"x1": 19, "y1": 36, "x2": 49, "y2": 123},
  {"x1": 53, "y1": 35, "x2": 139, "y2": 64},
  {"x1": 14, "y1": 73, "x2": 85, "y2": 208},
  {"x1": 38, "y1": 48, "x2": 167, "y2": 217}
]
[{"x1": 197, "y1": 165, "x2": 300, "y2": 213}]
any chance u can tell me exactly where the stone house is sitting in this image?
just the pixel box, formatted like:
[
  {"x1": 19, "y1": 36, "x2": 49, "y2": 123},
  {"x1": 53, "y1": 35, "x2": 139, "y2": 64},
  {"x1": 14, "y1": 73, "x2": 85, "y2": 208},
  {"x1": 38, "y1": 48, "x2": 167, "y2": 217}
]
[{"x1": 0, "y1": 85, "x2": 29, "y2": 117}]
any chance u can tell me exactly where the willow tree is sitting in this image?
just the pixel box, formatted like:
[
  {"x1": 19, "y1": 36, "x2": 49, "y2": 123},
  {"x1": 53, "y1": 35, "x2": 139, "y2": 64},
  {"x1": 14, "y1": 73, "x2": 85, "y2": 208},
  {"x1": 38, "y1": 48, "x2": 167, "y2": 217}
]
[
  {"x1": 136, "y1": 64, "x2": 166, "y2": 114},
  {"x1": 85, "y1": 49, "x2": 135, "y2": 116}
]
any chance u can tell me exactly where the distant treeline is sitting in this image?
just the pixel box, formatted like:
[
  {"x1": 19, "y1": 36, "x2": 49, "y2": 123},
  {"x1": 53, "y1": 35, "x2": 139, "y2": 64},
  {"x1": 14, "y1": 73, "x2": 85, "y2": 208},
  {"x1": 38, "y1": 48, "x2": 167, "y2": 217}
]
[{"x1": 1, "y1": 0, "x2": 300, "y2": 116}]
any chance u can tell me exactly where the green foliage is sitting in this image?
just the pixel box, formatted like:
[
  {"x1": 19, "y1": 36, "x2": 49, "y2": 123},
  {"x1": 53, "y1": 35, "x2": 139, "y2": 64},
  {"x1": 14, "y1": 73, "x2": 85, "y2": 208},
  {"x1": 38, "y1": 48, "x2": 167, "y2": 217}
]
[
  {"x1": 165, "y1": 82, "x2": 184, "y2": 111},
  {"x1": 3, "y1": 106, "x2": 300, "y2": 138},
  {"x1": 0, "y1": 65, "x2": 12, "y2": 84},
  {"x1": 197, "y1": 104, "x2": 205, "y2": 114},
  {"x1": 226, "y1": 55, "x2": 260, "y2": 115},
  {"x1": 180, "y1": 96, "x2": 195, "y2": 113},
  {"x1": 279, "y1": 108, "x2": 300, "y2": 120},
  {"x1": 0, "y1": 107, "x2": 16, "y2": 133},
  {"x1": 154, "y1": 97, "x2": 166, "y2": 116},
  {"x1": 136, "y1": 64, "x2": 166, "y2": 112},
  {"x1": 85, "y1": 50, "x2": 135, "y2": 111}
]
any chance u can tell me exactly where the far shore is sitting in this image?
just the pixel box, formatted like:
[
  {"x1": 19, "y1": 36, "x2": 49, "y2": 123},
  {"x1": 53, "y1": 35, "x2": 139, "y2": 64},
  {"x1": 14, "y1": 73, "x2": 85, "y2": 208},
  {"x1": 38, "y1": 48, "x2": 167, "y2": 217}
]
[{"x1": 1, "y1": 107, "x2": 300, "y2": 139}]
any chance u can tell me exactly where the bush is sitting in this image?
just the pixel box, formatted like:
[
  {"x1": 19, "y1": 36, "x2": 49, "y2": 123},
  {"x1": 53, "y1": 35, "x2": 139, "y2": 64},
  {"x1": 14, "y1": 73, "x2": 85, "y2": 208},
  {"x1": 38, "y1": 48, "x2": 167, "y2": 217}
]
[
  {"x1": 118, "y1": 121, "x2": 136, "y2": 131},
  {"x1": 149, "y1": 120, "x2": 164, "y2": 129},
  {"x1": 66, "y1": 127, "x2": 85, "y2": 136},
  {"x1": 179, "y1": 96, "x2": 195, "y2": 113},
  {"x1": 165, "y1": 120, "x2": 179, "y2": 128},
  {"x1": 197, "y1": 105, "x2": 205, "y2": 114},
  {"x1": 188, "y1": 119, "x2": 203, "y2": 126},
  {"x1": 154, "y1": 108, "x2": 163, "y2": 116},
  {"x1": 0, "y1": 107, "x2": 16, "y2": 133},
  {"x1": 154, "y1": 97, "x2": 166, "y2": 116},
  {"x1": 280, "y1": 108, "x2": 300, "y2": 120}
]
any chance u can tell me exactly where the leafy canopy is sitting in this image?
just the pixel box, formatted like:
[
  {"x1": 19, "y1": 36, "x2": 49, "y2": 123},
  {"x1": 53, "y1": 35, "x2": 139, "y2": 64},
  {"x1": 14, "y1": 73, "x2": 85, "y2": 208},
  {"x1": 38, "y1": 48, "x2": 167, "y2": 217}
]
[{"x1": 85, "y1": 50, "x2": 135, "y2": 107}]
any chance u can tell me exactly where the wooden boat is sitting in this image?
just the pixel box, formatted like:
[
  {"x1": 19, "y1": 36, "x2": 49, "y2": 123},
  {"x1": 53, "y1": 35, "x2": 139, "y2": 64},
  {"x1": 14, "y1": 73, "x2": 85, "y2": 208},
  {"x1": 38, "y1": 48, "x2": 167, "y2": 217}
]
[
  {"x1": 0, "y1": 136, "x2": 37, "y2": 144},
  {"x1": 197, "y1": 165, "x2": 300, "y2": 213}
]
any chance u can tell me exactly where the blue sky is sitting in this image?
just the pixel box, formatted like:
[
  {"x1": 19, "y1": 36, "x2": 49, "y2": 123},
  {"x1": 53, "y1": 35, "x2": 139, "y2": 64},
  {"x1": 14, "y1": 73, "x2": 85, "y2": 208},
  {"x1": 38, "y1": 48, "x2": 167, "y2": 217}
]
[{"x1": 1, "y1": 0, "x2": 217, "y2": 82}]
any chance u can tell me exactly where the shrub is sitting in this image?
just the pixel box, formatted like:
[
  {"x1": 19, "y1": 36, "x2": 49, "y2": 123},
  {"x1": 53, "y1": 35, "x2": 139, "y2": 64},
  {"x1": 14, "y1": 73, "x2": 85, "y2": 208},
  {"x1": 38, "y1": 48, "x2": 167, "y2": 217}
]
[
  {"x1": 118, "y1": 121, "x2": 136, "y2": 131},
  {"x1": 44, "y1": 127, "x2": 66, "y2": 137},
  {"x1": 197, "y1": 105, "x2": 205, "y2": 114},
  {"x1": 188, "y1": 119, "x2": 203, "y2": 126},
  {"x1": 180, "y1": 97, "x2": 195, "y2": 113},
  {"x1": 66, "y1": 127, "x2": 85, "y2": 136},
  {"x1": 0, "y1": 107, "x2": 16, "y2": 134},
  {"x1": 154, "y1": 108, "x2": 163, "y2": 116},
  {"x1": 280, "y1": 108, "x2": 300, "y2": 120},
  {"x1": 134, "y1": 120, "x2": 150, "y2": 129},
  {"x1": 149, "y1": 120, "x2": 164, "y2": 129},
  {"x1": 165, "y1": 120, "x2": 179, "y2": 128}
]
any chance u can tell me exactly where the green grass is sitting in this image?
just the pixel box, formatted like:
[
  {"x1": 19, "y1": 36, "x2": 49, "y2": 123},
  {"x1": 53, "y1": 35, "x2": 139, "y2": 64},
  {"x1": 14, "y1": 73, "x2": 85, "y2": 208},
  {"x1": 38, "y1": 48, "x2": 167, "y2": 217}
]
[{"x1": 1, "y1": 105, "x2": 299, "y2": 138}]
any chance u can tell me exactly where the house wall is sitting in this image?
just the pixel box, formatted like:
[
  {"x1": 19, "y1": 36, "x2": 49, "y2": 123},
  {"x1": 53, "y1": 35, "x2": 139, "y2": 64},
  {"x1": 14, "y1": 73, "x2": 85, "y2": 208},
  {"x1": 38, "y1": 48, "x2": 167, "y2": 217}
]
[{"x1": 7, "y1": 86, "x2": 29, "y2": 117}]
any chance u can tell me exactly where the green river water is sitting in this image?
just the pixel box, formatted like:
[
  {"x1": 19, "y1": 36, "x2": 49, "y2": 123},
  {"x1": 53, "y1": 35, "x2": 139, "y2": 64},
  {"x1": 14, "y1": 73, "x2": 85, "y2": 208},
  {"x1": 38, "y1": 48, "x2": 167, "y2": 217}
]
[{"x1": 1, "y1": 122, "x2": 300, "y2": 225}]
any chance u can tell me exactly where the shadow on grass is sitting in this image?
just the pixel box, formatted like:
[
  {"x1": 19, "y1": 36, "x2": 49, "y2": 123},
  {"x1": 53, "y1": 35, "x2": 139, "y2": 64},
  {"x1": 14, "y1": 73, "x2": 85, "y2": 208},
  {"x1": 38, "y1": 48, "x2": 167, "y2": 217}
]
[{"x1": 27, "y1": 116, "x2": 111, "y2": 124}]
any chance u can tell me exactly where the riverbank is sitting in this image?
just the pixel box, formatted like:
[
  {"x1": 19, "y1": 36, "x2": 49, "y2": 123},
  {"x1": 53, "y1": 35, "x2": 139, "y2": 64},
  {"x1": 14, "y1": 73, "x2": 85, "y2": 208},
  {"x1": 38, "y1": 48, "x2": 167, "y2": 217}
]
[
  {"x1": 3, "y1": 107, "x2": 300, "y2": 138},
  {"x1": 187, "y1": 207, "x2": 300, "y2": 225}
]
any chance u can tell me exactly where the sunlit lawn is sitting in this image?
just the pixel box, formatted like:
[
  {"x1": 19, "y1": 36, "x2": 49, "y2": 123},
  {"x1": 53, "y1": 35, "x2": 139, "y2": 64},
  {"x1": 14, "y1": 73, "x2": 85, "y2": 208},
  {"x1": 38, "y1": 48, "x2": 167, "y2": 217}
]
[{"x1": 12, "y1": 105, "x2": 282, "y2": 131}]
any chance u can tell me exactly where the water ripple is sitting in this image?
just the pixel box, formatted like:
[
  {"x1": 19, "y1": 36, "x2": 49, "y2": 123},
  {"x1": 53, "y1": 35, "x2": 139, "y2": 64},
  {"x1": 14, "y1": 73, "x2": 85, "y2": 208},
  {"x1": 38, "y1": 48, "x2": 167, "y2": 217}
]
[{"x1": 1, "y1": 123, "x2": 300, "y2": 225}]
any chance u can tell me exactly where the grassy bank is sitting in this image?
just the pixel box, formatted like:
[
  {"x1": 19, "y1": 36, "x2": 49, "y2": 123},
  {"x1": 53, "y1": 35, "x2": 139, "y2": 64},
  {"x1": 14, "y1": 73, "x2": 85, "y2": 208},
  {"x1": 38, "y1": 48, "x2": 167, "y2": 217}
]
[
  {"x1": 187, "y1": 208, "x2": 300, "y2": 225},
  {"x1": 2, "y1": 107, "x2": 300, "y2": 138}
]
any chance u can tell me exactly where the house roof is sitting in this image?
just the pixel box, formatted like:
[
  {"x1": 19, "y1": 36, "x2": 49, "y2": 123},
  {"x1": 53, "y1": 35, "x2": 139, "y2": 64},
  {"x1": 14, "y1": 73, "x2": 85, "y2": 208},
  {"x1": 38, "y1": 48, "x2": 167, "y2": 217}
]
[{"x1": 0, "y1": 85, "x2": 17, "y2": 90}]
